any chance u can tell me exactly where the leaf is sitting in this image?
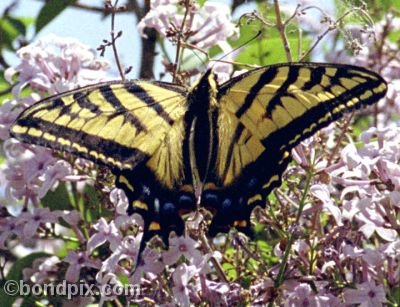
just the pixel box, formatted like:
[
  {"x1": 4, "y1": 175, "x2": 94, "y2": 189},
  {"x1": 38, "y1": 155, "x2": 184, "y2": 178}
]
[
  {"x1": 222, "y1": 262, "x2": 237, "y2": 281},
  {"x1": 35, "y1": 0, "x2": 78, "y2": 33},
  {"x1": 41, "y1": 182, "x2": 72, "y2": 211},
  {"x1": 0, "y1": 16, "x2": 32, "y2": 50}
]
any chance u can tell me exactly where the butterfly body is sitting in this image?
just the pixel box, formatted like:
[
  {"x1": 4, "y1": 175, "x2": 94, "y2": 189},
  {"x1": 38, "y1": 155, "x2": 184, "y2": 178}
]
[{"x1": 11, "y1": 63, "x2": 387, "y2": 247}]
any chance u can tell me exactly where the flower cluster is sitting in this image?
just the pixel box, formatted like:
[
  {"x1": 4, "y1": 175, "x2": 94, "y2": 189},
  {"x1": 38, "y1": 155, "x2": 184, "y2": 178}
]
[{"x1": 138, "y1": 0, "x2": 237, "y2": 82}]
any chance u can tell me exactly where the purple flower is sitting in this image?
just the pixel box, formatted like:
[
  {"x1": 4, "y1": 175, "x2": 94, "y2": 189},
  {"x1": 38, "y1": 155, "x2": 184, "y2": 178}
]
[
  {"x1": 138, "y1": 1, "x2": 237, "y2": 51},
  {"x1": 23, "y1": 256, "x2": 60, "y2": 283},
  {"x1": 310, "y1": 184, "x2": 343, "y2": 225},
  {"x1": 163, "y1": 235, "x2": 203, "y2": 266},
  {"x1": 87, "y1": 218, "x2": 122, "y2": 253},
  {"x1": 3, "y1": 138, "x2": 73, "y2": 204},
  {"x1": 343, "y1": 281, "x2": 387, "y2": 306},
  {"x1": 171, "y1": 263, "x2": 199, "y2": 306},
  {"x1": 64, "y1": 251, "x2": 101, "y2": 283},
  {"x1": 6, "y1": 34, "x2": 109, "y2": 96},
  {"x1": 95, "y1": 271, "x2": 124, "y2": 302},
  {"x1": 17, "y1": 207, "x2": 62, "y2": 239},
  {"x1": 201, "y1": 278, "x2": 241, "y2": 306},
  {"x1": 37, "y1": 160, "x2": 72, "y2": 198},
  {"x1": 101, "y1": 234, "x2": 142, "y2": 275},
  {"x1": 284, "y1": 283, "x2": 331, "y2": 307},
  {"x1": 0, "y1": 216, "x2": 24, "y2": 249},
  {"x1": 130, "y1": 247, "x2": 165, "y2": 284}
]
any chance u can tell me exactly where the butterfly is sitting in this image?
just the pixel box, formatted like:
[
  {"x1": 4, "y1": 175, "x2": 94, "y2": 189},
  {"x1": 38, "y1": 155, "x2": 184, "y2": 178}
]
[{"x1": 10, "y1": 62, "x2": 387, "y2": 247}]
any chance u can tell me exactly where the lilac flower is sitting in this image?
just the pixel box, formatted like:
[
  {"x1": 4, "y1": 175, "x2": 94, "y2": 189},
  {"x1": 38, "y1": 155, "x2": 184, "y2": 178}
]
[
  {"x1": 96, "y1": 271, "x2": 123, "y2": 302},
  {"x1": 64, "y1": 251, "x2": 101, "y2": 283},
  {"x1": 37, "y1": 160, "x2": 72, "y2": 198},
  {"x1": 163, "y1": 235, "x2": 203, "y2": 266},
  {"x1": 23, "y1": 256, "x2": 60, "y2": 283},
  {"x1": 3, "y1": 141, "x2": 59, "y2": 201},
  {"x1": 343, "y1": 281, "x2": 387, "y2": 306},
  {"x1": 17, "y1": 207, "x2": 62, "y2": 239},
  {"x1": 6, "y1": 34, "x2": 109, "y2": 96},
  {"x1": 138, "y1": 1, "x2": 237, "y2": 51},
  {"x1": 0, "y1": 216, "x2": 24, "y2": 249},
  {"x1": 171, "y1": 263, "x2": 199, "y2": 306},
  {"x1": 201, "y1": 278, "x2": 241, "y2": 306},
  {"x1": 87, "y1": 218, "x2": 122, "y2": 253},
  {"x1": 284, "y1": 283, "x2": 331, "y2": 307},
  {"x1": 101, "y1": 234, "x2": 142, "y2": 276},
  {"x1": 309, "y1": 184, "x2": 343, "y2": 225},
  {"x1": 109, "y1": 188, "x2": 129, "y2": 216},
  {"x1": 130, "y1": 247, "x2": 165, "y2": 284}
]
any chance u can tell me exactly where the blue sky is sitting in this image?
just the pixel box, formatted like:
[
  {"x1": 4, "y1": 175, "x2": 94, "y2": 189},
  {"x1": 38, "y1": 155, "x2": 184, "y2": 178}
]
[{"x1": 0, "y1": 0, "x2": 142, "y2": 77}]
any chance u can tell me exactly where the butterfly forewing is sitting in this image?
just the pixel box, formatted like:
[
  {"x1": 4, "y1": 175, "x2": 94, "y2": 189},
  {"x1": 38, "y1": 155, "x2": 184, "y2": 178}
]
[{"x1": 11, "y1": 80, "x2": 189, "y2": 183}]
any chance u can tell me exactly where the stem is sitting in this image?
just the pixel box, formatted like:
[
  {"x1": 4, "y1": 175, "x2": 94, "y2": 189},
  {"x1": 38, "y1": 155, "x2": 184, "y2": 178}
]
[
  {"x1": 173, "y1": 0, "x2": 191, "y2": 82},
  {"x1": 273, "y1": 0, "x2": 292, "y2": 62},
  {"x1": 110, "y1": 0, "x2": 125, "y2": 80},
  {"x1": 200, "y1": 233, "x2": 228, "y2": 283},
  {"x1": 274, "y1": 167, "x2": 314, "y2": 288},
  {"x1": 295, "y1": 165, "x2": 313, "y2": 224},
  {"x1": 327, "y1": 113, "x2": 353, "y2": 166}
]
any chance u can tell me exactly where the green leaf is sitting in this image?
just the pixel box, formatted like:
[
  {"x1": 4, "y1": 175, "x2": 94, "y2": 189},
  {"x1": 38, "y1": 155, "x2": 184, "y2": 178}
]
[
  {"x1": 0, "y1": 252, "x2": 50, "y2": 306},
  {"x1": 41, "y1": 182, "x2": 72, "y2": 211},
  {"x1": 35, "y1": 0, "x2": 78, "y2": 33},
  {"x1": 80, "y1": 183, "x2": 112, "y2": 222},
  {"x1": 222, "y1": 262, "x2": 237, "y2": 281},
  {"x1": 0, "y1": 16, "x2": 32, "y2": 50}
]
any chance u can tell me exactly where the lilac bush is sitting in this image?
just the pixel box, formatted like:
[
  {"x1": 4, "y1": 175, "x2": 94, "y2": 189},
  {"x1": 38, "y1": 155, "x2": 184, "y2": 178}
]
[{"x1": 0, "y1": 1, "x2": 399, "y2": 306}]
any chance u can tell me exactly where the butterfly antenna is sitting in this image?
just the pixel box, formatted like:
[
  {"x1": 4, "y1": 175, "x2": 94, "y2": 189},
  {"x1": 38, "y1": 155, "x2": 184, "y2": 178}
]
[{"x1": 211, "y1": 30, "x2": 263, "y2": 67}]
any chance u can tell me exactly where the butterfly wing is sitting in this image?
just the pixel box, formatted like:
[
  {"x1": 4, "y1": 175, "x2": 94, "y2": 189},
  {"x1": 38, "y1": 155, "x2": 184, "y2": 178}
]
[
  {"x1": 207, "y1": 63, "x2": 387, "y2": 234},
  {"x1": 11, "y1": 80, "x2": 189, "y2": 187}
]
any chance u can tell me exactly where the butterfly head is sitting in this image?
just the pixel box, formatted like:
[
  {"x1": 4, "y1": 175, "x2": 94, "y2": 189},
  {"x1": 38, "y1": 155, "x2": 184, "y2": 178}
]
[{"x1": 189, "y1": 69, "x2": 219, "y2": 108}]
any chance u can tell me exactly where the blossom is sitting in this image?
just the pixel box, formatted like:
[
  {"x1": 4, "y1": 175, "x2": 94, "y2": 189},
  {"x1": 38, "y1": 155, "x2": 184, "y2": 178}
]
[
  {"x1": 343, "y1": 281, "x2": 387, "y2": 306},
  {"x1": 64, "y1": 251, "x2": 101, "y2": 283},
  {"x1": 163, "y1": 235, "x2": 203, "y2": 266},
  {"x1": 23, "y1": 256, "x2": 60, "y2": 283},
  {"x1": 6, "y1": 34, "x2": 109, "y2": 96},
  {"x1": 109, "y1": 188, "x2": 129, "y2": 215},
  {"x1": 0, "y1": 216, "x2": 24, "y2": 249},
  {"x1": 17, "y1": 207, "x2": 62, "y2": 239},
  {"x1": 100, "y1": 234, "x2": 142, "y2": 275},
  {"x1": 309, "y1": 184, "x2": 343, "y2": 225},
  {"x1": 171, "y1": 263, "x2": 199, "y2": 306},
  {"x1": 130, "y1": 247, "x2": 165, "y2": 284},
  {"x1": 87, "y1": 218, "x2": 122, "y2": 253},
  {"x1": 284, "y1": 283, "x2": 331, "y2": 307},
  {"x1": 138, "y1": 1, "x2": 237, "y2": 51},
  {"x1": 201, "y1": 278, "x2": 242, "y2": 306}
]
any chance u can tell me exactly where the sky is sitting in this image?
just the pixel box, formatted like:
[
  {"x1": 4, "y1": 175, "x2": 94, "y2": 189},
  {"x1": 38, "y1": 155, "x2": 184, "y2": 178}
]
[
  {"x1": 0, "y1": 0, "x2": 259, "y2": 79},
  {"x1": 0, "y1": 0, "x2": 142, "y2": 77}
]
